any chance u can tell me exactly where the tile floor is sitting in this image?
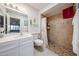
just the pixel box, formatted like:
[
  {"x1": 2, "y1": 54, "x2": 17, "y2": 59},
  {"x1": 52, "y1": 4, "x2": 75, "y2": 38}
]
[
  {"x1": 34, "y1": 46, "x2": 58, "y2": 56},
  {"x1": 48, "y1": 43, "x2": 77, "y2": 56}
]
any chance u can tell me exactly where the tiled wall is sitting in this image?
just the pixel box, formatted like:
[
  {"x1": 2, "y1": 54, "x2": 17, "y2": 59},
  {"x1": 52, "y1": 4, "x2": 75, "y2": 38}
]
[{"x1": 47, "y1": 13, "x2": 73, "y2": 49}]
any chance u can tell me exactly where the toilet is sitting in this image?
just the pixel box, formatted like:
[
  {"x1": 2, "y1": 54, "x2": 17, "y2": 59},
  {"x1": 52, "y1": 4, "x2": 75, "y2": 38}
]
[
  {"x1": 33, "y1": 33, "x2": 43, "y2": 46},
  {"x1": 34, "y1": 39, "x2": 43, "y2": 46}
]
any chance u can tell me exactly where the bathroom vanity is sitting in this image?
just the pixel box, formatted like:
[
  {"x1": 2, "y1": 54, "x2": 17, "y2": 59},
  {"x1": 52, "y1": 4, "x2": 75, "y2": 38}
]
[
  {"x1": 0, "y1": 4, "x2": 35, "y2": 56},
  {"x1": 0, "y1": 33, "x2": 34, "y2": 56}
]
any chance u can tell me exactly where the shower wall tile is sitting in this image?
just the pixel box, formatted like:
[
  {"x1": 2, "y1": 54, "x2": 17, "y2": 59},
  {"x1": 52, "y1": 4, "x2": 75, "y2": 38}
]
[{"x1": 47, "y1": 13, "x2": 73, "y2": 49}]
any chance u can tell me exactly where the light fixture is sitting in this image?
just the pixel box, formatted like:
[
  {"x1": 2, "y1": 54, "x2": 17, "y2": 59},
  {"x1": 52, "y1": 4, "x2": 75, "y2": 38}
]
[{"x1": 3, "y1": 3, "x2": 19, "y2": 10}]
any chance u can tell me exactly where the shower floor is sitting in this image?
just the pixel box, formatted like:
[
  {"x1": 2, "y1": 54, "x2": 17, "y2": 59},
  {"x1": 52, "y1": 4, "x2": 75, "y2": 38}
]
[{"x1": 48, "y1": 43, "x2": 77, "y2": 56}]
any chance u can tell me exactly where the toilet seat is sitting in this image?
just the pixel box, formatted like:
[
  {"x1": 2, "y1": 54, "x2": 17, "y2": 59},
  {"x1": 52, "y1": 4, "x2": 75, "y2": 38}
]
[{"x1": 34, "y1": 39, "x2": 43, "y2": 46}]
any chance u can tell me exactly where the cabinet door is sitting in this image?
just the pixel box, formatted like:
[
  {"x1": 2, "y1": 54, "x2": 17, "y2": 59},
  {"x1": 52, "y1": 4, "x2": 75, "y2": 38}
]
[
  {"x1": 0, "y1": 40, "x2": 18, "y2": 56},
  {"x1": 19, "y1": 37, "x2": 34, "y2": 56},
  {"x1": 20, "y1": 43, "x2": 33, "y2": 56}
]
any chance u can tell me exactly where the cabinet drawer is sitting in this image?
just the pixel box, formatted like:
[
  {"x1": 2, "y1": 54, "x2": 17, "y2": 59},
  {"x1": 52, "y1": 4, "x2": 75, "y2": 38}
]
[
  {"x1": 20, "y1": 37, "x2": 33, "y2": 43},
  {"x1": 19, "y1": 37, "x2": 33, "y2": 46},
  {"x1": 0, "y1": 40, "x2": 18, "y2": 48}
]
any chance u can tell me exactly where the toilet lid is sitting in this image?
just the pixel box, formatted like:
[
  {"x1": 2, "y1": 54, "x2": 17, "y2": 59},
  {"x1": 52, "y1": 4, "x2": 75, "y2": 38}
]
[{"x1": 34, "y1": 39, "x2": 43, "y2": 43}]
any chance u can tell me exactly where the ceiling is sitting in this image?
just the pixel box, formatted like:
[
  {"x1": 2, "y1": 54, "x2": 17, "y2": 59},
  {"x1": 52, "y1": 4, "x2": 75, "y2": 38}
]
[
  {"x1": 27, "y1": 3, "x2": 52, "y2": 11},
  {"x1": 27, "y1": 3, "x2": 74, "y2": 17},
  {"x1": 42, "y1": 3, "x2": 74, "y2": 17}
]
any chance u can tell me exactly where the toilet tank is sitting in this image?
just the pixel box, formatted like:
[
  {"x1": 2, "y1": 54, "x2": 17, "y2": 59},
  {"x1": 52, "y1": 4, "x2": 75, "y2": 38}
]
[{"x1": 32, "y1": 33, "x2": 40, "y2": 39}]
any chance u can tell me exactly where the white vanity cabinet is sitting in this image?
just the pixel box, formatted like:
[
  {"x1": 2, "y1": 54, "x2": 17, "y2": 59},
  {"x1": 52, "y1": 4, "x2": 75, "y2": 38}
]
[
  {"x1": 0, "y1": 37, "x2": 19, "y2": 56},
  {"x1": 0, "y1": 34, "x2": 34, "y2": 56},
  {"x1": 19, "y1": 36, "x2": 34, "y2": 56}
]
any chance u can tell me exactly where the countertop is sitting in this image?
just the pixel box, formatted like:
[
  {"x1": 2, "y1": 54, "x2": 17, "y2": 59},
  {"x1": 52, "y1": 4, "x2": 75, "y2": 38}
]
[{"x1": 0, "y1": 32, "x2": 33, "y2": 43}]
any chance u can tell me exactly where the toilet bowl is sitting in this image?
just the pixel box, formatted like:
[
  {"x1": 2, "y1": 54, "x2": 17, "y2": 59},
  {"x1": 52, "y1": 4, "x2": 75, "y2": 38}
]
[
  {"x1": 33, "y1": 33, "x2": 43, "y2": 46},
  {"x1": 34, "y1": 39, "x2": 43, "y2": 46}
]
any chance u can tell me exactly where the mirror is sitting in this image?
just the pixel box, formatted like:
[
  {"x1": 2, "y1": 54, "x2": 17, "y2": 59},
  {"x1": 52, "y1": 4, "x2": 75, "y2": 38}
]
[
  {"x1": 0, "y1": 15, "x2": 4, "y2": 28},
  {"x1": 0, "y1": 4, "x2": 28, "y2": 34},
  {"x1": 10, "y1": 17, "x2": 20, "y2": 32},
  {"x1": 0, "y1": 15, "x2": 4, "y2": 37}
]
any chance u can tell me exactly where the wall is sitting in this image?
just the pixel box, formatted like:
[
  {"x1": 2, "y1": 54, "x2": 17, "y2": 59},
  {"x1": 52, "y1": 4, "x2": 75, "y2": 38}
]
[
  {"x1": 13, "y1": 3, "x2": 41, "y2": 34},
  {"x1": 47, "y1": 12, "x2": 73, "y2": 49}
]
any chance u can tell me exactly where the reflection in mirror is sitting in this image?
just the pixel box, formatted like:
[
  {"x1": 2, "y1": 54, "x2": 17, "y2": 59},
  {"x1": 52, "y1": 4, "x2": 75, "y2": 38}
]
[
  {"x1": 10, "y1": 17, "x2": 20, "y2": 32},
  {"x1": 0, "y1": 15, "x2": 4, "y2": 28},
  {"x1": 0, "y1": 15, "x2": 4, "y2": 37},
  {"x1": 24, "y1": 20, "x2": 28, "y2": 26}
]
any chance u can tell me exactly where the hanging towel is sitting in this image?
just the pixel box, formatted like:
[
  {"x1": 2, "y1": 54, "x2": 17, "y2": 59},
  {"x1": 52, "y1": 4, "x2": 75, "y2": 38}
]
[{"x1": 72, "y1": 9, "x2": 79, "y2": 55}]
